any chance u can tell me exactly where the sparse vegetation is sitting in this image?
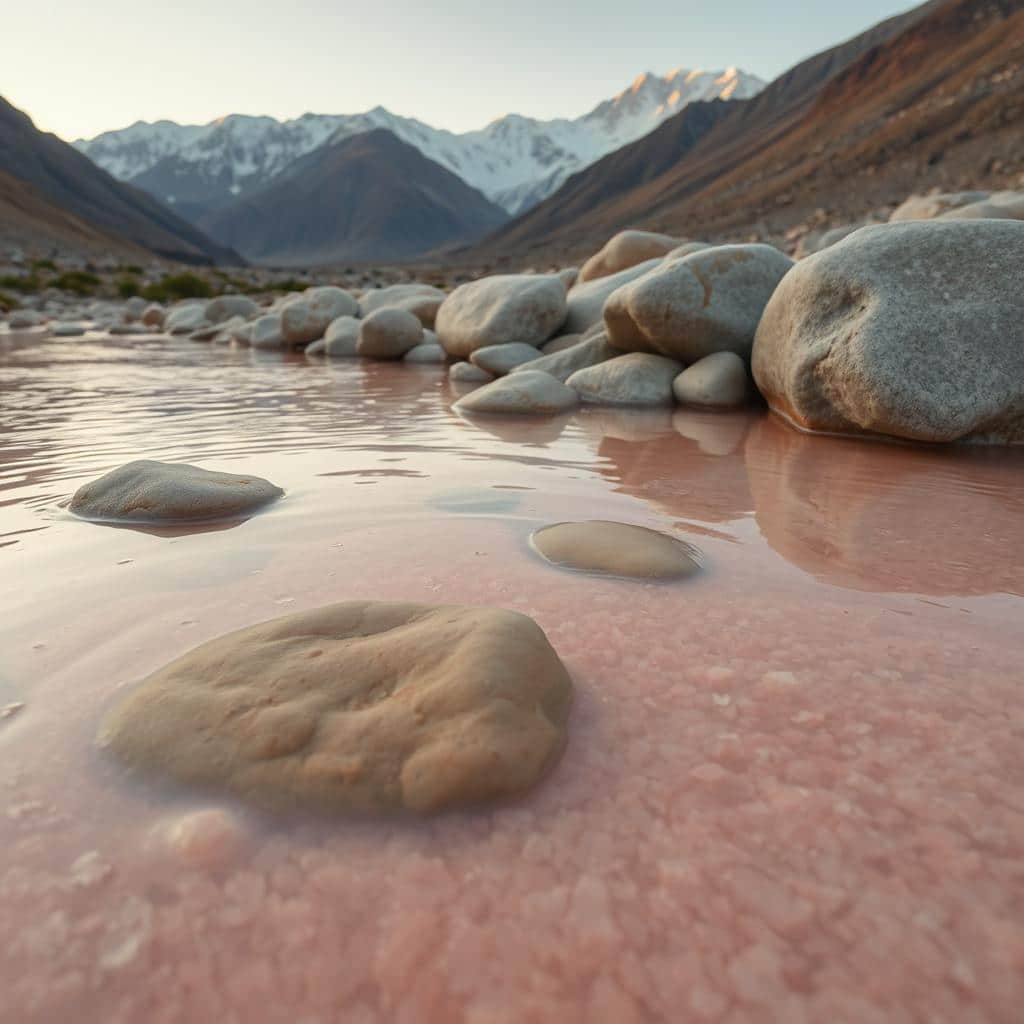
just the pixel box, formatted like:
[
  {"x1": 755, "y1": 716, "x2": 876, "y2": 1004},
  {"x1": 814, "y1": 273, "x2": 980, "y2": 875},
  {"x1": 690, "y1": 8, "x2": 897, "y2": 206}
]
[
  {"x1": 0, "y1": 274, "x2": 41, "y2": 294},
  {"x1": 118, "y1": 276, "x2": 141, "y2": 298},
  {"x1": 141, "y1": 272, "x2": 215, "y2": 302},
  {"x1": 0, "y1": 290, "x2": 19, "y2": 312},
  {"x1": 32, "y1": 259, "x2": 57, "y2": 271},
  {"x1": 52, "y1": 271, "x2": 102, "y2": 295}
]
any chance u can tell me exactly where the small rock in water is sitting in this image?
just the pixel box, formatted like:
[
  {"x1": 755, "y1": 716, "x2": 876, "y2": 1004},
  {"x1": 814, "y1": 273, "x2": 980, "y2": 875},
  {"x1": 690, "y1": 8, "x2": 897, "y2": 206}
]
[
  {"x1": 51, "y1": 322, "x2": 86, "y2": 337},
  {"x1": 324, "y1": 315, "x2": 361, "y2": 358},
  {"x1": 358, "y1": 283, "x2": 446, "y2": 326},
  {"x1": 567, "y1": 352, "x2": 682, "y2": 406},
  {"x1": 98, "y1": 601, "x2": 572, "y2": 815},
  {"x1": 469, "y1": 342, "x2": 541, "y2": 376},
  {"x1": 454, "y1": 370, "x2": 578, "y2": 416},
  {"x1": 512, "y1": 331, "x2": 617, "y2": 383},
  {"x1": 531, "y1": 521, "x2": 702, "y2": 579},
  {"x1": 673, "y1": 351, "x2": 751, "y2": 409},
  {"x1": 449, "y1": 361, "x2": 493, "y2": 383},
  {"x1": 250, "y1": 313, "x2": 284, "y2": 350},
  {"x1": 69, "y1": 460, "x2": 283, "y2": 524},
  {"x1": 281, "y1": 287, "x2": 358, "y2": 347},
  {"x1": 404, "y1": 342, "x2": 446, "y2": 364},
  {"x1": 158, "y1": 807, "x2": 247, "y2": 869},
  {"x1": 357, "y1": 307, "x2": 423, "y2": 360}
]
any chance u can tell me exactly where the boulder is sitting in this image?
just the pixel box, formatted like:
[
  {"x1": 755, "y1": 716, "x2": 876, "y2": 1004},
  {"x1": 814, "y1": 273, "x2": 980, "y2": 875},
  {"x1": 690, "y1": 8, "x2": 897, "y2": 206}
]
[
  {"x1": 889, "y1": 191, "x2": 990, "y2": 222},
  {"x1": 69, "y1": 460, "x2": 283, "y2": 523},
  {"x1": 358, "y1": 284, "x2": 446, "y2": 327},
  {"x1": 435, "y1": 274, "x2": 567, "y2": 358},
  {"x1": 663, "y1": 241, "x2": 711, "y2": 261},
  {"x1": 52, "y1": 322, "x2": 86, "y2": 337},
  {"x1": 567, "y1": 353, "x2": 682, "y2": 406},
  {"x1": 7, "y1": 310, "x2": 45, "y2": 329},
  {"x1": 141, "y1": 303, "x2": 165, "y2": 328},
  {"x1": 324, "y1": 316, "x2": 361, "y2": 358},
  {"x1": 752, "y1": 220, "x2": 1024, "y2": 444},
  {"x1": 673, "y1": 352, "x2": 750, "y2": 409},
  {"x1": 97, "y1": 601, "x2": 572, "y2": 815},
  {"x1": 250, "y1": 313, "x2": 284, "y2": 350},
  {"x1": 604, "y1": 244, "x2": 794, "y2": 362},
  {"x1": 449, "y1": 361, "x2": 493, "y2": 383},
  {"x1": 469, "y1": 342, "x2": 541, "y2": 376},
  {"x1": 124, "y1": 296, "x2": 148, "y2": 321},
  {"x1": 938, "y1": 192, "x2": 1024, "y2": 222},
  {"x1": 542, "y1": 333, "x2": 584, "y2": 354},
  {"x1": 281, "y1": 286, "x2": 358, "y2": 347},
  {"x1": 205, "y1": 294, "x2": 259, "y2": 323},
  {"x1": 357, "y1": 307, "x2": 423, "y2": 360},
  {"x1": 454, "y1": 370, "x2": 578, "y2": 416},
  {"x1": 164, "y1": 303, "x2": 209, "y2": 335},
  {"x1": 510, "y1": 331, "x2": 618, "y2": 383},
  {"x1": 564, "y1": 258, "x2": 662, "y2": 334},
  {"x1": 556, "y1": 267, "x2": 579, "y2": 290},
  {"x1": 579, "y1": 230, "x2": 683, "y2": 283},
  {"x1": 404, "y1": 342, "x2": 446, "y2": 364}
]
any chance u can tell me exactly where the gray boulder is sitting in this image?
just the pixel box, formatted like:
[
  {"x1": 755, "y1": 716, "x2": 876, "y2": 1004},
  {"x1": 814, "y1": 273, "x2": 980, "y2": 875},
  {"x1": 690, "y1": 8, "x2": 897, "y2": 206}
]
[
  {"x1": 564, "y1": 259, "x2": 661, "y2": 334},
  {"x1": 673, "y1": 352, "x2": 750, "y2": 409},
  {"x1": 449, "y1": 361, "x2": 493, "y2": 383},
  {"x1": 604, "y1": 244, "x2": 794, "y2": 362},
  {"x1": 357, "y1": 307, "x2": 423, "y2": 360},
  {"x1": 567, "y1": 353, "x2": 683, "y2": 406},
  {"x1": 404, "y1": 342, "x2": 446, "y2": 364},
  {"x1": 454, "y1": 370, "x2": 578, "y2": 416},
  {"x1": 579, "y1": 230, "x2": 683, "y2": 283},
  {"x1": 358, "y1": 284, "x2": 445, "y2": 327},
  {"x1": 281, "y1": 286, "x2": 358, "y2": 347},
  {"x1": 206, "y1": 294, "x2": 259, "y2": 323},
  {"x1": 511, "y1": 331, "x2": 618, "y2": 383},
  {"x1": 752, "y1": 220, "x2": 1024, "y2": 444},
  {"x1": 250, "y1": 313, "x2": 284, "y2": 350},
  {"x1": 324, "y1": 316, "x2": 361, "y2": 358},
  {"x1": 470, "y1": 342, "x2": 541, "y2": 376}
]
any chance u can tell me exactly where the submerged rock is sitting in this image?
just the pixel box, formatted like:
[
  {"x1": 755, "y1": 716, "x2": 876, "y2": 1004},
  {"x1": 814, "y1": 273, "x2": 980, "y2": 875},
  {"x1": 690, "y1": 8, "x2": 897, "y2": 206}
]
[
  {"x1": 435, "y1": 274, "x2": 567, "y2": 358},
  {"x1": 454, "y1": 370, "x2": 578, "y2": 416},
  {"x1": 531, "y1": 521, "x2": 702, "y2": 579},
  {"x1": 98, "y1": 601, "x2": 572, "y2": 815},
  {"x1": 69, "y1": 460, "x2": 283, "y2": 523},
  {"x1": 752, "y1": 220, "x2": 1024, "y2": 444}
]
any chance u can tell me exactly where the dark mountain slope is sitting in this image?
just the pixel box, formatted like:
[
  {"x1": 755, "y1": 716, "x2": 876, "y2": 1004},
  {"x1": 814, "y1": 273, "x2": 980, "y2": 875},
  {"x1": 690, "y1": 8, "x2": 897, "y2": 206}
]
[
  {"x1": 0, "y1": 96, "x2": 240, "y2": 265},
  {"x1": 199, "y1": 129, "x2": 509, "y2": 265}
]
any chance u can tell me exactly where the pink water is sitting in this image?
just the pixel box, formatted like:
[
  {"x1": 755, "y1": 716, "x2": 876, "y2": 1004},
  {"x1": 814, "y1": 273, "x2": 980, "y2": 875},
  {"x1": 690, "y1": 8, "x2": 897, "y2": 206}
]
[{"x1": 2, "y1": 330, "x2": 1023, "y2": 1023}]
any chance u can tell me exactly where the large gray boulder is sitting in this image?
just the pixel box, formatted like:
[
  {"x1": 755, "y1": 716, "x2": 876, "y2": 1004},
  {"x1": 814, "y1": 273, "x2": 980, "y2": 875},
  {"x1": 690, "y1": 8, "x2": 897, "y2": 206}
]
[
  {"x1": 435, "y1": 274, "x2": 567, "y2": 358},
  {"x1": 579, "y1": 230, "x2": 683, "y2": 283},
  {"x1": 752, "y1": 220, "x2": 1024, "y2": 444},
  {"x1": 358, "y1": 284, "x2": 446, "y2": 327},
  {"x1": 604, "y1": 244, "x2": 794, "y2": 362},
  {"x1": 206, "y1": 294, "x2": 259, "y2": 323},
  {"x1": 281, "y1": 286, "x2": 358, "y2": 347},
  {"x1": 165, "y1": 303, "x2": 209, "y2": 335},
  {"x1": 454, "y1": 370, "x2": 578, "y2": 416},
  {"x1": 567, "y1": 353, "x2": 683, "y2": 406},
  {"x1": 563, "y1": 259, "x2": 661, "y2": 334},
  {"x1": 357, "y1": 307, "x2": 423, "y2": 360},
  {"x1": 510, "y1": 331, "x2": 618, "y2": 383}
]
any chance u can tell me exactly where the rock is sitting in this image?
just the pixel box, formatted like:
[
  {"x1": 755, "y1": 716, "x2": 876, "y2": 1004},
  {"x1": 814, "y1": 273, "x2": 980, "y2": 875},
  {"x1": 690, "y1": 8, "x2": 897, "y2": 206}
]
[
  {"x1": 664, "y1": 241, "x2": 712, "y2": 261},
  {"x1": 567, "y1": 353, "x2": 682, "y2": 406},
  {"x1": 563, "y1": 258, "x2": 662, "y2": 334},
  {"x1": 531, "y1": 521, "x2": 701, "y2": 579},
  {"x1": 938, "y1": 192, "x2": 1024, "y2": 222},
  {"x1": 579, "y1": 230, "x2": 684, "y2": 283},
  {"x1": 189, "y1": 321, "x2": 229, "y2": 342},
  {"x1": 449, "y1": 361, "x2": 493, "y2": 383},
  {"x1": 510, "y1": 331, "x2": 618, "y2": 383},
  {"x1": 231, "y1": 322, "x2": 254, "y2": 346},
  {"x1": 108, "y1": 324, "x2": 152, "y2": 336},
  {"x1": 889, "y1": 191, "x2": 990, "y2": 222},
  {"x1": 604, "y1": 244, "x2": 794, "y2": 362},
  {"x1": 52, "y1": 322, "x2": 86, "y2": 337},
  {"x1": 205, "y1": 294, "x2": 259, "y2": 323},
  {"x1": 281, "y1": 286, "x2": 358, "y2": 347},
  {"x1": 795, "y1": 222, "x2": 873, "y2": 259},
  {"x1": 556, "y1": 267, "x2": 579, "y2": 290},
  {"x1": 404, "y1": 343, "x2": 446, "y2": 364},
  {"x1": 165, "y1": 303, "x2": 209, "y2": 335},
  {"x1": 357, "y1": 307, "x2": 423, "y2": 360},
  {"x1": 673, "y1": 352, "x2": 751, "y2": 409},
  {"x1": 141, "y1": 303, "x2": 165, "y2": 328},
  {"x1": 69, "y1": 460, "x2": 283, "y2": 523},
  {"x1": 5, "y1": 309, "x2": 42, "y2": 329},
  {"x1": 97, "y1": 601, "x2": 572, "y2": 815},
  {"x1": 305, "y1": 338, "x2": 327, "y2": 356},
  {"x1": 470, "y1": 342, "x2": 541, "y2": 376},
  {"x1": 454, "y1": 370, "x2": 578, "y2": 416},
  {"x1": 435, "y1": 274, "x2": 567, "y2": 358},
  {"x1": 358, "y1": 284, "x2": 446, "y2": 327},
  {"x1": 751, "y1": 220, "x2": 1024, "y2": 444},
  {"x1": 324, "y1": 316, "x2": 361, "y2": 358},
  {"x1": 542, "y1": 333, "x2": 584, "y2": 354},
  {"x1": 211, "y1": 315, "x2": 245, "y2": 345},
  {"x1": 250, "y1": 313, "x2": 284, "y2": 350}
]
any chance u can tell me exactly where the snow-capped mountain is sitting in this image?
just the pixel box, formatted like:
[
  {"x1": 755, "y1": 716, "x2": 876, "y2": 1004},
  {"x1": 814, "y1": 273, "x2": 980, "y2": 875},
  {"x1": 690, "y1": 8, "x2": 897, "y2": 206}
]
[{"x1": 75, "y1": 67, "x2": 764, "y2": 219}]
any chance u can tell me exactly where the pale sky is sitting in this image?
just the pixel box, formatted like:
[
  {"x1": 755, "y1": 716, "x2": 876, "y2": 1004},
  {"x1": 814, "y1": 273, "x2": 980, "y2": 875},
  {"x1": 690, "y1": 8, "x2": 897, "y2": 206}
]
[{"x1": 6, "y1": 0, "x2": 918, "y2": 142}]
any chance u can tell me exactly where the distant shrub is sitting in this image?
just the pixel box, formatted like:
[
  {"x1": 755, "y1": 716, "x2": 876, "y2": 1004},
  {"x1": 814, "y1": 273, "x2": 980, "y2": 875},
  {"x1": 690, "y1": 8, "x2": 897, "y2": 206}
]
[
  {"x1": 265, "y1": 278, "x2": 309, "y2": 293},
  {"x1": 53, "y1": 271, "x2": 101, "y2": 296},
  {"x1": 0, "y1": 274, "x2": 40, "y2": 294},
  {"x1": 118, "y1": 264, "x2": 143, "y2": 275},
  {"x1": 141, "y1": 272, "x2": 214, "y2": 302},
  {"x1": 118, "y1": 276, "x2": 140, "y2": 298},
  {"x1": 32, "y1": 259, "x2": 57, "y2": 271},
  {"x1": 0, "y1": 290, "x2": 19, "y2": 312}
]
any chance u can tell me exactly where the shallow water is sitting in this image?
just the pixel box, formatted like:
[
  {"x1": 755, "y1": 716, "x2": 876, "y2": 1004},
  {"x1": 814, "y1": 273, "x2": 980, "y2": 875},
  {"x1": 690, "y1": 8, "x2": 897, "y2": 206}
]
[{"x1": 2, "y1": 330, "x2": 1023, "y2": 1023}]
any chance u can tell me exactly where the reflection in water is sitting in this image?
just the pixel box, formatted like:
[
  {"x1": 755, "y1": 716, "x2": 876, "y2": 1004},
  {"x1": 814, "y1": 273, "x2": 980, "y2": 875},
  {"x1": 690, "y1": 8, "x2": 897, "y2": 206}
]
[{"x1": 746, "y1": 415, "x2": 1024, "y2": 597}]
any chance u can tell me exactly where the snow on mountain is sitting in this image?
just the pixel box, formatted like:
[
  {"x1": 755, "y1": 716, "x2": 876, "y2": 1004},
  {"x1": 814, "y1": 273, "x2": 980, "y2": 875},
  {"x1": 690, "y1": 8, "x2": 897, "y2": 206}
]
[{"x1": 74, "y1": 67, "x2": 764, "y2": 218}]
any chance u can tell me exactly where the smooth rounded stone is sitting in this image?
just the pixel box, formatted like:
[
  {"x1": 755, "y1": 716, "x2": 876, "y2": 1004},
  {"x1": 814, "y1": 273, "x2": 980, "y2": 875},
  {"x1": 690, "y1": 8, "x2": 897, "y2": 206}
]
[
  {"x1": 454, "y1": 370, "x2": 578, "y2": 416},
  {"x1": 305, "y1": 337, "x2": 327, "y2": 356},
  {"x1": 141, "y1": 303, "x2": 165, "y2": 327},
  {"x1": 97, "y1": 601, "x2": 572, "y2": 815},
  {"x1": 889, "y1": 191, "x2": 990, "y2": 222},
  {"x1": 231, "y1": 321, "x2": 254, "y2": 346},
  {"x1": 403, "y1": 342, "x2": 445, "y2": 364},
  {"x1": 123, "y1": 296, "x2": 148, "y2": 321},
  {"x1": 52, "y1": 322, "x2": 86, "y2": 337},
  {"x1": 449, "y1": 361, "x2": 493, "y2": 383},
  {"x1": 250, "y1": 313, "x2": 284, "y2": 350},
  {"x1": 563, "y1": 258, "x2": 662, "y2": 334},
  {"x1": 752, "y1": 220, "x2": 1024, "y2": 444},
  {"x1": 211, "y1": 315, "x2": 245, "y2": 345},
  {"x1": 69, "y1": 460, "x2": 283, "y2": 524},
  {"x1": 531, "y1": 520, "x2": 701, "y2": 579},
  {"x1": 435, "y1": 274, "x2": 567, "y2": 358},
  {"x1": 281, "y1": 286, "x2": 358, "y2": 347},
  {"x1": 205, "y1": 294, "x2": 259, "y2": 323},
  {"x1": 510, "y1": 331, "x2": 618, "y2": 383},
  {"x1": 604, "y1": 244, "x2": 795, "y2": 362},
  {"x1": 323, "y1": 315, "x2": 360, "y2": 358},
  {"x1": 579, "y1": 230, "x2": 684, "y2": 283},
  {"x1": 358, "y1": 283, "x2": 446, "y2": 326},
  {"x1": 673, "y1": 352, "x2": 751, "y2": 409},
  {"x1": 356, "y1": 307, "x2": 423, "y2": 360},
  {"x1": 542, "y1": 333, "x2": 584, "y2": 354},
  {"x1": 567, "y1": 352, "x2": 683, "y2": 406},
  {"x1": 556, "y1": 267, "x2": 579, "y2": 290},
  {"x1": 155, "y1": 807, "x2": 247, "y2": 870},
  {"x1": 108, "y1": 324, "x2": 153, "y2": 336},
  {"x1": 469, "y1": 342, "x2": 541, "y2": 376},
  {"x1": 189, "y1": 321, "x2": 230, "y2": 342},
  {"x1": 165, "y1": 303, "x2": 209, "y2": 335},
  {"x1": 663, "y1": 241, "x2": 712, "y2": 261},
  {"x1": 938, "y1": 193, "x2": 1024, "y2": 222},
  {"x1": 794, "y1": 222, "x2": 874, "y2": 259}
]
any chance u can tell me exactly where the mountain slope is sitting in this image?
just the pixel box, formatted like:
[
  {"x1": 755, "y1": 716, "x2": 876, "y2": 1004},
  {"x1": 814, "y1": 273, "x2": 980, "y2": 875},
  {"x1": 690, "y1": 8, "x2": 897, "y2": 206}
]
[
  {"x1": 198, "y1": 129, "x2": 510, "y2": 265},
  {"x1": 75, "y1": 68, "x2": 765, "y2": 219},
  {"x1": 474, "y1": 0, "x2": 955, "y2": 260},
  {"x1": 0, "y1": 96, "x2": 240, "y2": 265}
]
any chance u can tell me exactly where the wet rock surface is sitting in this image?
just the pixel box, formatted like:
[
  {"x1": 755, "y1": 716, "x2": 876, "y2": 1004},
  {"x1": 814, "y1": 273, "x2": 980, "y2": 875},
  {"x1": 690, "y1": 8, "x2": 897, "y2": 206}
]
[{"x1": 454, "y1": 370, "x2": 579, "y2": 415}]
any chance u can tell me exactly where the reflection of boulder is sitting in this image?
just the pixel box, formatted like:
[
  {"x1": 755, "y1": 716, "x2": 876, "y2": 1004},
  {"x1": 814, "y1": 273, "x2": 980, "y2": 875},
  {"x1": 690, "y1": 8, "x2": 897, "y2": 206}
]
[
  {"x1": 589, "y1": 408, "x2": 755, "y2": 525},
  {"x1": 746, "y1": 416, "x2": 1024, "y2": 597}
]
